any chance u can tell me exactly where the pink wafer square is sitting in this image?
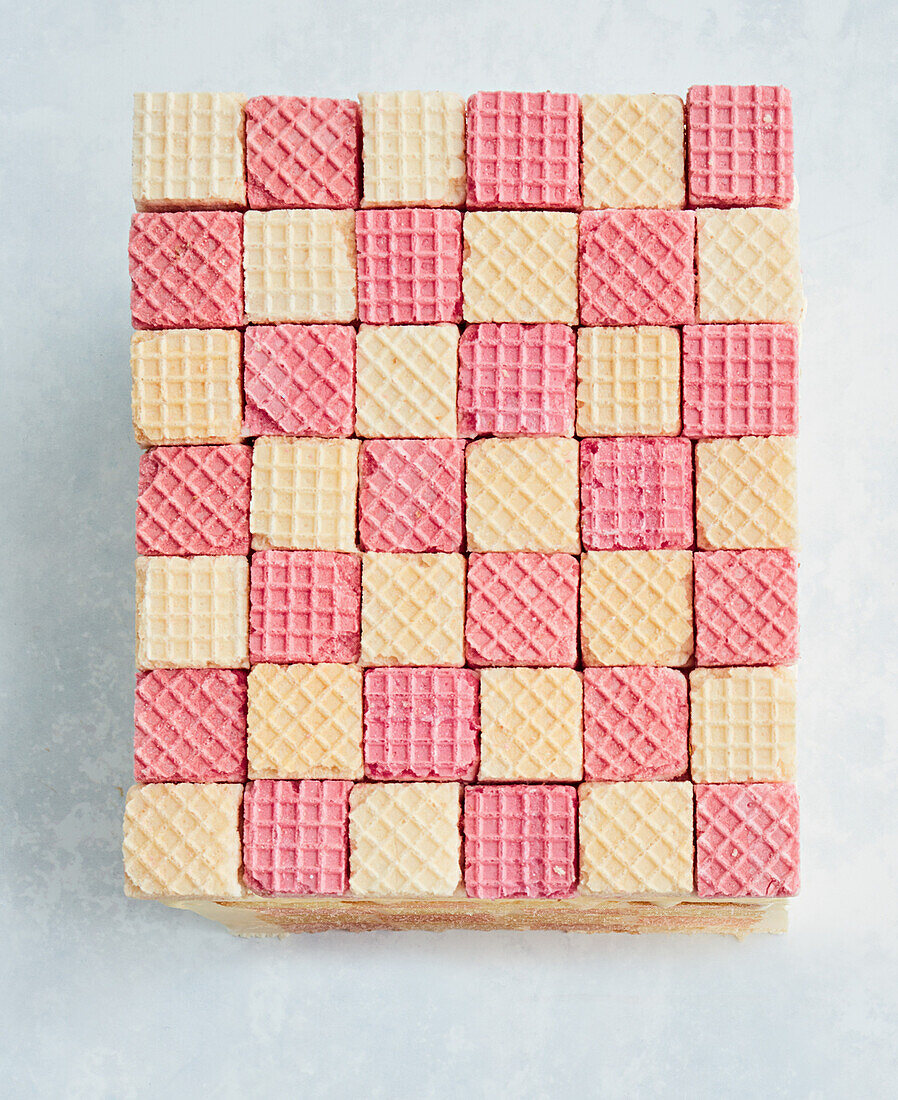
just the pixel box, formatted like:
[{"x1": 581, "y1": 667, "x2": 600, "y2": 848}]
[
  {"x1": 464, "y1": 784, "x2": 577, "y2": 898},
  {"x1": 465, "y1": 552, "x2": 579, "y2": 667},
  {"x1": 695, "y1": 782, "x2": 800, "y2": 897},
  {"x1": 458, "y1": 323, "x2": 576, "y2": 437},
  {"x1": 583, "y1": 667, "x2": 688, "y2": 781},
  {"x1": 250, "y1": 550, "x2": 361, "y2": 664},
  {"x1": 695, "y1": 549, "x2": 798, "y2": 666},
  {"x1": 579, "y1": 210, "x2": 695, "y2": 326},
  {"x1": 580, "y1": 437, "x2": 693, "y2": 551},
  {"x1": 129, "y1": 211, "x2": 243, "y2": 329},
  {"x1": 136, "y1": 445, "x2": 251, "y2": 556},
  {"x1": 355, "y1": 209, "x2": 463, "y2": 323},
  {"x1": 359, "y1": 439, "x2": 465, "y2": 553},
  {"x1": 245, "y1": 96, "x2": 360, "y2": 210},
  {"x1": 466, "y1": 92, "x2": 580, "y2": 210},
  {"x1": 243, "y1": 779, "x2": 352, "y2": 895},
  {"x1": 363, "y1": 667, "x2": 479, "y2": 781},
  {"x1": 134, "y1": 669, "x2": 247, "y2": 782},
  {"x1": 682, "y1": 323, "x2": 799, "y2": 438}
]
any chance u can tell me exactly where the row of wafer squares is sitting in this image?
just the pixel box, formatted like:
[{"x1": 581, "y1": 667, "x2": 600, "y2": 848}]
[
  {"x1": 135, "y1": 549, "x2": 798, "y2": 670},
  {"x1": 133, "y1": 88, "x2": 794, "y2": 211},
  {"x1": 133, "y1": 323, "x2": 799, "y2": 445},
  {"x1": 123, "y1": 778, "x2": 800, "y2": 899},
  {"x1": 129, "y1": 206, "x2": 803, "y2": 328}
]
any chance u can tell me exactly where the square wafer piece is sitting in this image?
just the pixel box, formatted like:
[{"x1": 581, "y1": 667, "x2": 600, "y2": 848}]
[
  {"x1": 243, "y1": 209, "x2": 357, "y2": 323},
  {"x1": 579, "y1": 781, "x2": 693, "y2": 894},
  {"x1": 245, "y1": 96, "x2": 360, "y2": 209},
  {"x1": 249, "y1": 550, "x2": 361, "y2": 664},
  {"x1": 123, "y1": 782, "x2": 243, "y2": 897},
  {"x1": 695, "y1": 782, "x2": 800, "y2": 897},
  {"x1": 690, "y1": 667, "x2": 797, "y2": 783},
  {"x1": 349, "y1": 782, "x2": 462, "y2": 896},
  {"x1": 363, "y1": 667, "x2": 479, "y2": 781},
  {"x1": 247, "y1": 663, "x2": 363, "y2": 779},
  {"x1": 134, "y1": 669, "x2": 247, "y2": 783},
  {"x1": 581, "y1": 94, "x2": 685, "y2": 209},
  {"x1": 360, "y1": 91, "x2": 466, "y2": 207},
  {"x1": 136, "y1": 555, "x2": 249, "y2": 669},
  {"x1": 464, "y1": 784, "x2": 577, "y2": 899},
  {"x1": 580, "y1": 437, "x2": 693, "y2": 551},
  {"x1": 242, "y1": 324, "x2": 355, "y2": 438},
  {"x1": 581, "y1": 550, "x2": 693, "y2": 667}
]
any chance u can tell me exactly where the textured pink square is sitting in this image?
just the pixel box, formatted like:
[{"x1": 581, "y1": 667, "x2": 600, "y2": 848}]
[
  {"x1": 134, "y1": 669, "x2": 247, "y2": 783},
  {"x1": 464, "y1": 784, "x2": 577, "y2": 898},
  {"x1": 687, "y1": 85, "x2": 794, "y2": 208},
  {"x1": 695, "y1": 550, "x2": 798, "y2": 667},
  {"x1": 458, "y1": 323, "x2": 576, "y2": 437},
  {"x1": 695, "y1": 782, "x2": 800, "y2": 897},
  {"x1": 242, "y1": 324, "x2": 355, "y2": 437},
  {"x1": 363, "y1": 667, "x2": 480, "y2": 780},
  {"x1": 583, "y1": 667, "x2": 688, "y2": 781},
  {"x1": 355, "y1": 209, "x2": 463, "y2": 323},
  {"x1": 682, "y1": 324, "x2": 798, "y2": 438},
  {"x1": 359, "y1": 439, "x2": 465, "y2": 553},
  {"x1": 579, "y1": 210, "x2": 695, "y2": 326},
  {"x1": 250, "y1": 550, "x2": 361, "y2": 664},
  {"x1": 136, "y1": 444, "x2": 251, "y2": 556},
  {"x1": 129, "y1": 211, "x2": 243, "y2": 329},
  {"x1": 466, "y1": 92, "x2": 580, "y2": 210},
  {"x1": 580, "y1": 437, "x2": 693, "y2": 550},
  {"x1": 465, "y1": 552, "x2": 579, "y2": 667},
  {"x1": 243, "y1": 779, "x2": 352, "y2": 895},
  {"x1": 245, "y1": 96, "x2": 360, "y2": 210}
]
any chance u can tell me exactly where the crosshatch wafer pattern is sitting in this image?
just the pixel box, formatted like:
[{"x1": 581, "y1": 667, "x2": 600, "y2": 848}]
[{"x1": 125, "y1": 85, "x2": 802, "y2": 924}]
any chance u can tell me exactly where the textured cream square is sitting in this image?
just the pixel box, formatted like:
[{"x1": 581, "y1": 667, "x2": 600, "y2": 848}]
[
  {"x1": 247, "y1": 663, "x2": 363, "y2": 779},
  {"x1": 579, "y1": 781, "x2": 693, "y2": 895},
  {"x1": 123, "y1": 783, "x2": 243, "y2": 897},
  {"x1": 131, "y1": 329, "x2": 242, "y2": 446},
  {"x1": 462, "y1": 211, "x2": 578, "y2": 323},
  {"x1": 244, "y1": 210, "x2": 357, "y2": 323},
  {"x1": 576, "y1": 326, "x2": 681, "y2": 436},
  {"x1": 581, "y1": 551, "x2": 693, "y2": 667},
  {"x1": 581, "y1": 94, "x2": 685, "y2": 209},
  {"x1": 361, "y1": 553, "x2": 465, "y2": 666},
  {"x1": 697, "y1": 208, "x2": 804, "y2": 323},
  {"x1": 250, "y1": 437, "x2": 359, "y2": 551},
  {"x1": 360, "y1": 91, "x2": 466, "y2": 207},
  {"x1": 355, "y1": 324, "x2": 458, "y2": 437},
  {"x1": 349, "y1": 782, "x2": 462, "y2": 896},
  {"x1": 479, "y1": 667, "x2": 583, "y2": 781},
  {"x1": 690, "y1": 667, "x2": 797, "y2": 782},
  {"x1": 136, "y1": 556, "x2": 249, "y2": 670},
  {"x1": 132, "y1": 93, "x2": 247, "y2": 210},
  {"x1": 466, "y1": 437, "x2": 580, "y2": 552}
]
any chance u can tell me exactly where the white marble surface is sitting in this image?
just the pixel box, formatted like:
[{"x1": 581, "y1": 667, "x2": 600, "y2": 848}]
[{"x1": 2, "y1": 0, "x2": 897, "y2": 1095}]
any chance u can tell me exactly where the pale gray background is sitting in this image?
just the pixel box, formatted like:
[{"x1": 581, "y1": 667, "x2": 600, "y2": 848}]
[{"x1": 2, "y1": 0, "x2": 897, "y2": 1095}]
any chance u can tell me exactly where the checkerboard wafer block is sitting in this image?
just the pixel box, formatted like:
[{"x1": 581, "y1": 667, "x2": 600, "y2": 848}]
[
  {"x1": 695, "y1": 782, "x2": 799, "y2": 897},
  {"x1": 123, "y1": 782, "x2": 243, "y2": 897},
  {"x1": 578, "y1": 781, "x2": 693, "y2": 894},
  {"x1": 243, "y1": 779, "x2": 352, "y2": 895},
  {"x1": 360, "y1": 92, "x2": 466, "y2": 207},
  {"x1": 134, "y1": 669, "x2": 247, "y2": 783},
  {"x1": 245, "y1": 96, "x2": 360, "y2": 209},
  {"x1": 349, "y1": 782, "x2": 462, "y2": 896},
  {"x1": 581, "y1": 94, "x2": 685, "y2": 209},
  {"x1": 136, "y1": 555, "x2": 249, "y2": 669},
  {"x1": 247, "y1": 663, "x2": 363, "y2": 779},
  {"x1": 363, "y1": 667, "x2": 479, "y2": 781},
  {"x1": 464, "y1": 784, "x2": 577, "y2": 898},
  {"x1": 690, "y1": 667, "x2": 797, "y2": 783}
]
